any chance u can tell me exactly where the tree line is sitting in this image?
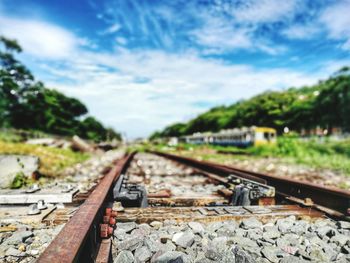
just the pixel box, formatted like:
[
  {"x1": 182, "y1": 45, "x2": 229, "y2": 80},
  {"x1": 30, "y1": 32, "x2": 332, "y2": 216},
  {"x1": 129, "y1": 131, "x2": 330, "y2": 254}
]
[
  {"x1": 0, "y1": 36, "x2": 121, "y2": 142},
  {"x1": 151, "y1": 67, "x2": 350, "y2": 139}
]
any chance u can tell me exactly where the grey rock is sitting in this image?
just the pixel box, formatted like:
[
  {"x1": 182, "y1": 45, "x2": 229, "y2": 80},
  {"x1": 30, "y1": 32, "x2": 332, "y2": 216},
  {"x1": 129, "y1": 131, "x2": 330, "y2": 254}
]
[
  {"x1": 281, "y1": 233, "x2": 300, "y2": 246},
  {"x1": 172, "y1": 231, "x2": 195, "y2": 248},
  {"x1": 194, "y1": 257, "x2": 215, "y2": 263},
  {"x1": 152, "y1": 251, "x2": 186, "y2": 263},
  {"x1": 5, "y1": 247, "x2": 25, "y2": 257},
  {"x1": 188, "y1": 222, "x2": 204, "y2": 234},
  {"x1": 289, "y1": 221, "x2": 309, "y2": 235},
  {"x1": 342, "y1": 245, "x2": 350, "y2": 254},
  {"x1": 185, "y1": 246, "x2": 197, "y2": 259},
  {"x1": 323, "y1": 246, "x2": 338, "y2": 261},
  {"x1": 308, "y1": 245, "x2": 329, "y2": 262},
  {"x1": 263, "y1": 226, "x2": 281, "y2": 239},
  {"x1": 217, "y1": 221, "x2": 237, "y2": 237},
  {"x1": 138, "y1": 223, "x2": 152, "y2": 234},
  {"x1": 276, "y1": 218, "x2": 294, "y2": 233},
  {"x1": 280, "y1": 245, "x2": 298, "y2": 256},
  {"x1": 334, "y1": 258, "x2": 348, "y2": 263},
  {"x1": 255, "y1": 258, "x2": 270, "y2": 263},
  {"x1": 307, "y1": 235, "x2": 326, "y2": 248},
  {"x1": 232, "y1": 246, "x2": 255, "y2": 263},
  {"x1": 231, "y1": 236, "x2": 258, "y2": 248},
  {"x1": 114, "y1": 250, "x2": 134, "y2": 263},
  {"x1": 160, "y1": 240, "x2": 176, "y2": 252},
  {"x1": 150, "y1": 221, "x2": 163, "y2": 229},
  {"x1": 279, "y1": 256, "x2": 309, "y2": 263},
  {"x1": 297, "y1": 246, "x2": 312, "y2": 260},
  {"x1": 114, "y1": 229, "x2": 128, "y2": 240},
  {"x1": 338, "y1": 221, "x2": 350, "y2": 229},
  {"x1": 145, "y1": 237, "x2": 160, "y2": 253},
  {"x1": 7, "y1": 231, "x2": 33, "y2": 245},
  {"x1": 206, "y1": 222, "x2": 223, "y2": 232},
  {"x1": 37, "y1": 233, "x2": 51, "y2": 244},
  {"x1": 240, "y1": 217, "x2": 262, "y2": 229},
  {"x1": 117, "y1": 236, "x2": 143, "y2": 251},
  {"x1": 314, "y1": 218, "x2": 335, "y2": 228},
  {"x1": 257, "y1": 239, "x2": 274, "y2": 247},
  {"x1": 116, "y1": 222, "x2": 137, "y2": 233},
  {"x1": 234, "y1": 228, "x2": 246, "y2": 237},
  {"x1": 243, "y1": 245, "x2": 262, "y2": 258},
  {"x1": 131, "y1": 227, "x2": 150, "y2": 238},
  {"x1": 246, "y1": 229, "x2": 263, "y2": 240},
  {"x1": 316, "y1": 226, "x2": 336, "y2": 239},
  {"x1": 261, "y1": 246, "x2": 281, "y2": 263},
  {"x1": 167, "y1": 226, "x2": 182, "y2": 235},
  {"x1": 135, "y1": 246, "x2": 152, "y2": 263},
  {"x1": 0, "y1": 155, "x2": 39, "y2": 188},
  {"x1": 163, "y1": 220, "x2": 177, "y2": 226},
  {"x1": 331, "y1": 234, "x2": 350, "y2": 246},
  {"x1": 204, "y1": 237, "x2": 228, "y2": 260}
]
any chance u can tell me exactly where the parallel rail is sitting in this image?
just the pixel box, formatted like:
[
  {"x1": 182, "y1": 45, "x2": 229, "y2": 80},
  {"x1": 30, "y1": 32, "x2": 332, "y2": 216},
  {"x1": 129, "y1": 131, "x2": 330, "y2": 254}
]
[
  {"x1": 38, "y1": 150, "x2": 350, "y2": 263},
  {"x1": 152, "y1": 151, "x2": 350, "y2": 218},
  {"x1": 37, "y1": 153, "x2": 134, "y2": 263}
]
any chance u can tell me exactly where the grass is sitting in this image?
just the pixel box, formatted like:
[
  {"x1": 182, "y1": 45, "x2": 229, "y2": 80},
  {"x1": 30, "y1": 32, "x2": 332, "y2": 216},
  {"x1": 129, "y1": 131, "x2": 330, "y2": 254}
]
[
  {"x1": 147, "y1": 136, "x2": 350, "y2": 176},
  {"x1": 0, "y1": 140, "x2": 90, "y2": 178},
  {"x1": 249, "y1": 137, "x2": 350, "y2": 175},
  {"x1": 0, "y1": 130, "x2": 22, "y2": 142}
]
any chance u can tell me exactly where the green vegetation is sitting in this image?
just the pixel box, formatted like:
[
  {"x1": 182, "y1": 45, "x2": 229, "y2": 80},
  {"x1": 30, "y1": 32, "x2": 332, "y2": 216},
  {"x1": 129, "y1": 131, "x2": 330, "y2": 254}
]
[
  {"x1": 11, "y1": 172, "x2": 27, "y2": 189},
  {"x1": 249, "y1": 137, "x2": 350, "y2": 174},
  {"x1": 0, "y1": 36, "x2": 121, "y2": 142},
  {"x1": 0, "y1": 140, "x2": 89, "y2": 177},
  {"x1": 152, "y1": 137, "x2": 350, "y2": 176},
  {"x1": 152, "y1": 67, "x2": 350, "y2": 138}
]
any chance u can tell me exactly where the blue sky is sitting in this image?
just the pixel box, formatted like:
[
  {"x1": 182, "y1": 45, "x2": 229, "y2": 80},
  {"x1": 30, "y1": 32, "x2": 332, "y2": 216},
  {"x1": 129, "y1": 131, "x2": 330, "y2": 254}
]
[{"x1": 1, "y1": 0, "x2": 350, "y2": 138}]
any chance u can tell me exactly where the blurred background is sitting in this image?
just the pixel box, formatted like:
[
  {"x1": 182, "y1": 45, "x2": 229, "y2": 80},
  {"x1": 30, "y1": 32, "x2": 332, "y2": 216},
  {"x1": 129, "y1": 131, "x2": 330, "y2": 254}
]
[{"x1": 1, "y1": 0, "x2": 350, "y2": 189}]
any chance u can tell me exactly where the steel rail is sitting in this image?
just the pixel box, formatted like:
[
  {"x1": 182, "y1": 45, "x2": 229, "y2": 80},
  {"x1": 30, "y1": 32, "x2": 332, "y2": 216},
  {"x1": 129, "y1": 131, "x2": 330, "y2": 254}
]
[
  {"x1": 151, "y1": 151, "x2": 267, "y2": 184},
  {"x1": 37, "y1": 152, "x2": 135, "y2": 263},
  {"x1": 153, "y1": 151, "x2": 350, "y2": 217}
]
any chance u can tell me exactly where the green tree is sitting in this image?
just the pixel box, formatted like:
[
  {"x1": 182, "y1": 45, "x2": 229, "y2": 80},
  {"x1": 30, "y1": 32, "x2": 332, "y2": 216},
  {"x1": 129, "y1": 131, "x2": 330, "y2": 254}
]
[{"x1": 0, "y1": 36, "x2": 121, "y2": 141}]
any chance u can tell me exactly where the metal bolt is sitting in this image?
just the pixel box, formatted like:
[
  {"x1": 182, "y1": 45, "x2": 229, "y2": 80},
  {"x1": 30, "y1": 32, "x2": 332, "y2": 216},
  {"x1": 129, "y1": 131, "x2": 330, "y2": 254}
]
[
  {"x1": 103, "y1": 216, "x2": 110, "y2": 224},
  {"x1": 105, "y1": 208, "x2": 112, "y2": 216},
  {"x1": 100, "y1": 224, "x2": 113, "y2": 238},
  {"x1": 109, "y1": 217, "x2": 116, "y2": 225}
]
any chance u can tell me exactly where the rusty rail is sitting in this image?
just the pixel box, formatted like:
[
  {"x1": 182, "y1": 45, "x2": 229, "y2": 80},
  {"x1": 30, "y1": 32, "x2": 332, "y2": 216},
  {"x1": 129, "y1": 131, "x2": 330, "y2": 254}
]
[
  {"x1": 37, "y1": 152, "x2": 135, "y2": 263},
  {"x1": 153, "y1": 151, "x2": 350, "y2": 218},
  {"x1": 151, "y1": 151, "x2": 266, "y2": 184}
]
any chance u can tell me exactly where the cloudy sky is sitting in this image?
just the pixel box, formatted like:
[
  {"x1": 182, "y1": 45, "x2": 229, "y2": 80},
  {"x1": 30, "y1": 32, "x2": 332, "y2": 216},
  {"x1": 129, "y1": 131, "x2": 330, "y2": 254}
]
[{"x1": 1, "y1": 0, "x2": 350, "y2": 138}]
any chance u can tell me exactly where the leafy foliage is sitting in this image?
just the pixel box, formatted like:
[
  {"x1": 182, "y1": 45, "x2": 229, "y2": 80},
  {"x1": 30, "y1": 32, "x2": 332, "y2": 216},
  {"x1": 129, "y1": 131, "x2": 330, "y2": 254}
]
[
  {"x1": 152, "y1": 67, "x2": 350, "y2": 138},
  {"x1": 0, "y1": 36, "x2": 121, "y2": 141}
]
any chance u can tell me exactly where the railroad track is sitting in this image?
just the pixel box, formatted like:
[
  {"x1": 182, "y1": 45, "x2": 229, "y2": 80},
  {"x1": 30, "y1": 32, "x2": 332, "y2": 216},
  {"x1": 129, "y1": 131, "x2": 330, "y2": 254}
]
[{"x1": 37, "y1": 151, "x2": 350, "y2": 263}]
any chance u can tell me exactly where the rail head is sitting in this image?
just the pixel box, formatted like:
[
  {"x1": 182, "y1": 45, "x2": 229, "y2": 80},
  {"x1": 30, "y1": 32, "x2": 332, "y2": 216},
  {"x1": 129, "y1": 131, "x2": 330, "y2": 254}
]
[
  {"x1": 151, "y1": 150, "x2": 350, "y2": 218},
  {"x1": 37, "y1": 153, "x2": 134, "y2": 263}
]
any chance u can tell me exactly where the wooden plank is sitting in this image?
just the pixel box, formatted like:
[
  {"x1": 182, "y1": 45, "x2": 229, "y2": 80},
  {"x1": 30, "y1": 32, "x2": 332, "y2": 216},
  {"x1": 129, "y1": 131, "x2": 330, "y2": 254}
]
[
  {"x1": 0, "y1": 205, "x2": 56, "y2": 224},
  {"x1": 0, "y1": 189, "x2": 78, "y2": 204},
  {"x1": 116, "y1": 205, "x2": 324, "y2": 224}
]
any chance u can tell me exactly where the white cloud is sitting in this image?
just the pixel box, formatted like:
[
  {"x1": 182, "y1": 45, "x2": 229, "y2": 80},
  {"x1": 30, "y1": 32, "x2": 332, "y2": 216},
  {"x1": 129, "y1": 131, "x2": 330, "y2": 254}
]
[
  {"x1": 191, "y1": 17, "x2": 252, "y2": 51},
  {"x1": 320, "y1": 0, "x2": 350, "y2": 38},
  {"x1": 0, "y1": 16, "x2": 81, "y2": 59},
  {"x1": 231, "y1": 0, "x2": 299, "y2": 24},
  {"x1": 191, "y1": 15, "x2": 286, "y2": 55},
  {"x1": 282, "y1": 24, "x2": 320, "y2": 39},
  {"x1": 101, "y1": 23, "x2": 121, "y2": 35},
  {"x1": 116, "y1": 37, "x2": 127, "y2": 45},
  {"x1": 43, "y1": 48, "x2": 323, "y2": 138},
  {"x1": 320, "y1": 0, "x2": 350, "y2": 50}
]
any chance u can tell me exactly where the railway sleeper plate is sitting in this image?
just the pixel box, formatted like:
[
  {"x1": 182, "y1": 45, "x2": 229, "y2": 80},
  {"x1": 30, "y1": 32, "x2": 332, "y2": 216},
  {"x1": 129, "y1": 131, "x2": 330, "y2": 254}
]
[{"x1": 116, "y1": 205, "x2": 323, "y2": 224}]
